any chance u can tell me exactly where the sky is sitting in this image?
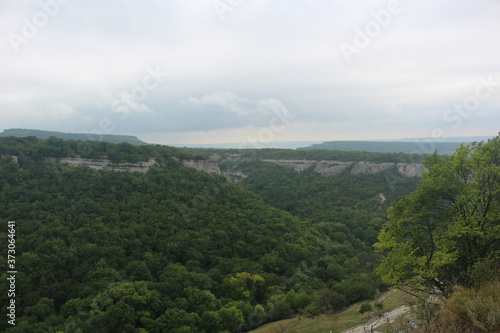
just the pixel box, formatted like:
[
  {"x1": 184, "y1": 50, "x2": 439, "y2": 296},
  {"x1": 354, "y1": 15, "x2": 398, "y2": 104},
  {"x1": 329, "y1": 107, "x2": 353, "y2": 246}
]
[{"x1": 1, "y1": 0, "x2": 499, "y2": 146}]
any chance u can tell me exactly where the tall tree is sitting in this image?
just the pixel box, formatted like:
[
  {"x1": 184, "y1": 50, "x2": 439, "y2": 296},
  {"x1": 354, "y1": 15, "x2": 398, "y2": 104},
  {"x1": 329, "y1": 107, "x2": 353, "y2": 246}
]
[{"x1": 375, "y1": 136, "x2": 500, "y2": 296}]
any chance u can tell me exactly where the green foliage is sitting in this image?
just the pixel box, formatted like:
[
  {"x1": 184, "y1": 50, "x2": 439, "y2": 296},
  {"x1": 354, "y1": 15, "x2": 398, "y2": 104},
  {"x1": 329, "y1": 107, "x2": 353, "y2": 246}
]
[
  {"x1": 0, "y1": 136, "x2": 329, "y2": 332},
  {"x1": 387, "y1": 280, "x2": 500, "y2": 333},
  {"x1": 0, "y1": 136, "x2": 438, "y2": 331},
  {"x1": 0, "y1": 135, "x2": 177, "y2": 162},
  {"x1": 0, "y1": 128, "x2": 148, "y2": 145},
  {"x1": 125, "y1": 261, "x2": 153, "y2": 281},
  {"x1": 359, "y1": 303, "x2": 372, "y2": 314},
  {"x1": 25, "y1": 298, "x2": 56, "y2": 321},
  {"x1": 375, "y1": 136, "x2": 500, "y2": 296}
]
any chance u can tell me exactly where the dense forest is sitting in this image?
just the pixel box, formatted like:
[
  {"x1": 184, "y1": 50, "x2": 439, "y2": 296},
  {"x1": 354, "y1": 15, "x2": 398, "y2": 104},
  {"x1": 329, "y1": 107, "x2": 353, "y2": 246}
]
[
  {"x1": 0, "y1": 136, "x2": 421, "y2": 332},
  {"x1": 1, "y1": 136, "x2": 497, "y2": 332}
]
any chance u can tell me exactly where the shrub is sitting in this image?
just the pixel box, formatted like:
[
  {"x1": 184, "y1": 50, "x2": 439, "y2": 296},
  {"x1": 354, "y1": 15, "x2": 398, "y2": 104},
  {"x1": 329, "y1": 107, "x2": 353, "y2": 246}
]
[{"x1": 359, "y1": 303, "x2": 372, "y2": 314}]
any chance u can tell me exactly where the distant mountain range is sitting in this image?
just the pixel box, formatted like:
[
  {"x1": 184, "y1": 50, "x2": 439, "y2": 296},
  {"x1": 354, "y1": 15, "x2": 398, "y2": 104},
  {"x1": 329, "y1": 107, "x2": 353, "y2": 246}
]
[
  {"x1": 173, "y1": 136, "x2": 495, "y2": 154},
  {"x1": 0, "y1": 128, "x2": 494, "y2": 154},
  {"x1": 170, "y1": 141, "x2": 325, "y2": 149},
  {"x1": 297, "y1": 136, "x2": 495, "y2": 155},
  {"x1": 0, "y1": 128, "x2": 149, "y2": 145}
]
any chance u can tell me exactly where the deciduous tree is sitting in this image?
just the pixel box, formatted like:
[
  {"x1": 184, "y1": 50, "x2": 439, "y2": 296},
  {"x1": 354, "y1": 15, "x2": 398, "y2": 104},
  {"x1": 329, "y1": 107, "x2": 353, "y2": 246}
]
[{"x1": 375, "y1": 136, "x2": 500, "y2": 296}]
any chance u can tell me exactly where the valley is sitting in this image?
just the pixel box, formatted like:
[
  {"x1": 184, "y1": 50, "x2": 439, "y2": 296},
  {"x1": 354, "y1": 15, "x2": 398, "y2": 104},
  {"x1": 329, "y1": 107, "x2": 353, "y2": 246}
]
[{"x1": 0, "y1": 135, "x2": 498, "y2": 332}]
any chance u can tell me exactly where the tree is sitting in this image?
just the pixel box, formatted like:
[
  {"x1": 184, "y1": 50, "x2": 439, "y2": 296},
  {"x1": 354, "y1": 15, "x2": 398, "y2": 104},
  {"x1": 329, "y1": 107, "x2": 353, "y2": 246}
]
[
  {"x1": 222, "y1": 272, "x2": 265, "y2": 302},
  {"x1": 217, "y1": 306, "x2": 244, "y2": 332},
  {"x1": 125, "y1": 260, "x2": 153, "y2": 281},
  {"x1": 375, "y1": 136, "x2": 500, "y2": 296},
  {"x1": 25, "y1": 297, "x2": 56, "y2": 321},
  {"x1": 359, "y1": 303, "x2": 372, "y2": 314}
]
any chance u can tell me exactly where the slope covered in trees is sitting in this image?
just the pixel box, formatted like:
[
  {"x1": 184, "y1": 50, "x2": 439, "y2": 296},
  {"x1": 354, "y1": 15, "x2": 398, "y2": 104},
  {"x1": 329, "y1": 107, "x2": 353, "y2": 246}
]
[
  {"x1": 0, "y1": 137, "x2": 409, "y2": 332},
  {"x1": 5, "y1": 136, "x2": 490, "y2": 332}
]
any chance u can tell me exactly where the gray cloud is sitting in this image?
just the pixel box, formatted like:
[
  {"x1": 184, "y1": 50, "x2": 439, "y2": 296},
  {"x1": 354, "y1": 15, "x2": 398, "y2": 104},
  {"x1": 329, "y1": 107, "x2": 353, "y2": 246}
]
[{"x1": 0, "y1": 0, "x2": 498, "y2": 143}]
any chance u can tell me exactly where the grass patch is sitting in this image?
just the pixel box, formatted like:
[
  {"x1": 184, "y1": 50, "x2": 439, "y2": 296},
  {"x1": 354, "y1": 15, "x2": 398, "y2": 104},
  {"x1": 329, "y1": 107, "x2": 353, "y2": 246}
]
[{"x1": 250, "y1": 289, "x2": 414, "y2": 333}]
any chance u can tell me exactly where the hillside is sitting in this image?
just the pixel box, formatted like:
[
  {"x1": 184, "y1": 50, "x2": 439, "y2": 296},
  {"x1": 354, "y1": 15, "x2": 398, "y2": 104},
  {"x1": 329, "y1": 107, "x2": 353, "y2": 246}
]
[
  {"x1": 0, "y1": 128, "x2": 148, "y2": 145},
  {"x1": 0, "y1": 137, "x2": 322, "y2": 332},
  {"x1": 207, "y1": 150, "x2": 421, "y2": 265},
  {"x1": 7, "y1": 136, "x2": 493, "y2": 332},
  {"x1": 250, "y1": 288, "x2": 414, "y2": 333},
  {"x1": 0, "y1": 136, "x2": 418, "y2": 332}
]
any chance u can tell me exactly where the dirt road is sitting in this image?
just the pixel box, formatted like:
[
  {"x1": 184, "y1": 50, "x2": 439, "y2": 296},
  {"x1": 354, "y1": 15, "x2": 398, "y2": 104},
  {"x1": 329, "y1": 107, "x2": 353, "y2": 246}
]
[{"x1": 342, "y1": 305, "x2": 410, "y2": 333}]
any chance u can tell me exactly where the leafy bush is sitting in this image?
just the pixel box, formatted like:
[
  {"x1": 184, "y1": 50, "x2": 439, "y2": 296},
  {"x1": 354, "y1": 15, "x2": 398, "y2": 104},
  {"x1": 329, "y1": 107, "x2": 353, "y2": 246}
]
[{"x1": 359, "y1": 303, "x2": 372, "y2": 314}]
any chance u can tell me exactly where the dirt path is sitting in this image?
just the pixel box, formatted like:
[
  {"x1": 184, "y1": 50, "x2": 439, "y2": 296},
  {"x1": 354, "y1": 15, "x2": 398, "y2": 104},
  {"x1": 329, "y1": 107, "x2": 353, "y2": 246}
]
[{"x1": 342, "y1": 305, "x2": 410, "y2": 333}]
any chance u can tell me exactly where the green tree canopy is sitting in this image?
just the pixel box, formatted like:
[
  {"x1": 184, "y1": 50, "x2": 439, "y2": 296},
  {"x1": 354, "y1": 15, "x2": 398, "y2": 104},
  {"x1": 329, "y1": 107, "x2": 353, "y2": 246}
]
[{"x1": 375, "y1": 136, "x2": 500, "y2": 296}]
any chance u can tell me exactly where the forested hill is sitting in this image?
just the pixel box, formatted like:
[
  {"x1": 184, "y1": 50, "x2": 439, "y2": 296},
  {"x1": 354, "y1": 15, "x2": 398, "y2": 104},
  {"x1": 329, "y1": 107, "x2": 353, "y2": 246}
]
[
  {"x1": 0, "y1": 128, "x2": 149, "y2": 145},
  {"x1": 298, "y1": 140, "x2": 469, "y2": 155},
  {"x1": 0, "y1": 136, "x2": 407, "y2": 332}
]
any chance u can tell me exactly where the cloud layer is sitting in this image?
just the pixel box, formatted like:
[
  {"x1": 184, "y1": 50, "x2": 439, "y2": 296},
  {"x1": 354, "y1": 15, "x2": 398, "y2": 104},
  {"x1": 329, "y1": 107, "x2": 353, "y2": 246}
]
[{"x1": 1, "y1": 0, "x2": 499, "y2": 144}]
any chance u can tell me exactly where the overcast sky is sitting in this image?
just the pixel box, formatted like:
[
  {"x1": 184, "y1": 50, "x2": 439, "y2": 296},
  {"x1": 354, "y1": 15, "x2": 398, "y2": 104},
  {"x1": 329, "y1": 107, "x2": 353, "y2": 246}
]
[{"x1": 1, "y1": 0, "x2": 499, "y2": 145}]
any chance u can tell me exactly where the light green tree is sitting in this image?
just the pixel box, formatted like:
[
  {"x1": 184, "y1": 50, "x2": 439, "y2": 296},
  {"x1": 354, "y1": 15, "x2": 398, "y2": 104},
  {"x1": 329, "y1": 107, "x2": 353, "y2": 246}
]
[{"x1": 375, "y1": 136, "x2": 500, "y2": 296}]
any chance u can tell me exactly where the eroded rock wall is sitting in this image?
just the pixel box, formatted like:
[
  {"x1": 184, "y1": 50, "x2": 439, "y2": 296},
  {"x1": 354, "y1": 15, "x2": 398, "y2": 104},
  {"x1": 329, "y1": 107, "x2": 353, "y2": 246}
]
[
  {"x1": 46, "y1": 157, "x2": 157, "y2": 173},
  {"x1": 181, "y1": 160, "x2": 221, "y2": 175},
  {"x1": 261, "y1": 159, "x2": 427, "y2": 177}
]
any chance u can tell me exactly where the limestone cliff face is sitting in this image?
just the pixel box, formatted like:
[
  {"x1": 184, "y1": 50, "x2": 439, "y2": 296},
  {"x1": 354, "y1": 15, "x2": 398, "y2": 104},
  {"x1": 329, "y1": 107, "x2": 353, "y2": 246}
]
[
  {"x1": 350, "y1": 161, "x2": 427, "y2": 177},
  {"x1": 212, "y1": 153, "x2": 427, "y2": 177},
  {"x1": 44, "y1": 154, "x2": 426, "y2": 178},
  {"x1": 45, "y1": 157, "x2": 157, "y2": 173},
  {"x1": 181, "y1": 160, "x2": 221, "y2": 175},
  {"x1": 1, "y1": 156, "x2": 18, "y2": 164},
  {"x1": 44, "y1": 156, "x2": 222, "y2": 175},
  {"x1": 262, "y1": 159, "x2": 353, "y2": 175},
  {"x1": 396, "y1": 163, "x2": 428, "y2": 177},
  {"x1": 350, "y1": 161, "x2": 395, "y2": 175},
  {"x1": 261, "y1": 159, "x2": 428, "y2": 177}
]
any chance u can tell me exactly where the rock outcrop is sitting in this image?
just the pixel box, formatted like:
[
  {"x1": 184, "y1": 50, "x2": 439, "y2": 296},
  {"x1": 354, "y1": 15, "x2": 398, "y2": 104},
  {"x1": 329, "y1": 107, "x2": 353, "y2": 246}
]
[
  {"x1": 1, "y1": 156, "x2": 18, "y2": 164},
  {"x1": 182, "y1": 160, "x2": 221, "y2": 175},
  {"x1": 46, "y1": 154, "x2": 425, "y2": 178},
  {"x1": 396, "y1": 163, "x2": 428, "y2": 177},
  {"x1": 46, "y1": 157, "x2": 157, "y2": 173},
  {"x1": 350, "y1": 161, "x2": 394, "y2": 175},
  {"x1": 44, "y1": 156, "x2": 223, "y2": 175},
  {"x1": 262, "y1": 159, "x2": 353, "y2": 175},
  {"x1": 260, "y1": 159, "x2": 427, "y2": 177}
]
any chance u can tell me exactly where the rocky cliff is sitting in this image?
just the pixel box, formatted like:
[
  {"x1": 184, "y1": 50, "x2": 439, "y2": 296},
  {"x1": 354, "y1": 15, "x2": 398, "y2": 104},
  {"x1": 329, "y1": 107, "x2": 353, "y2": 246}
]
[
  {"x1": 44, "y1": 156, "x2": 222, "y2": 175},
  {"x1": 262, "y1": 159, "x2": 353, "y2": 175},
  {"x1": 181, "y1": 160, "x2": 221, "y2": 175},
  {"x1": 1, "y1": 156, "x2": 18, "y2": 164},
  {"x1": 261, "y1": 159, "x2": 427, "y2": 177},
  {"x1": 45, "y1": 157, "x2": 157, "y2": 173},
  {"x1": 43, "y1": 155, "x2": 425, "y2": 178}
]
